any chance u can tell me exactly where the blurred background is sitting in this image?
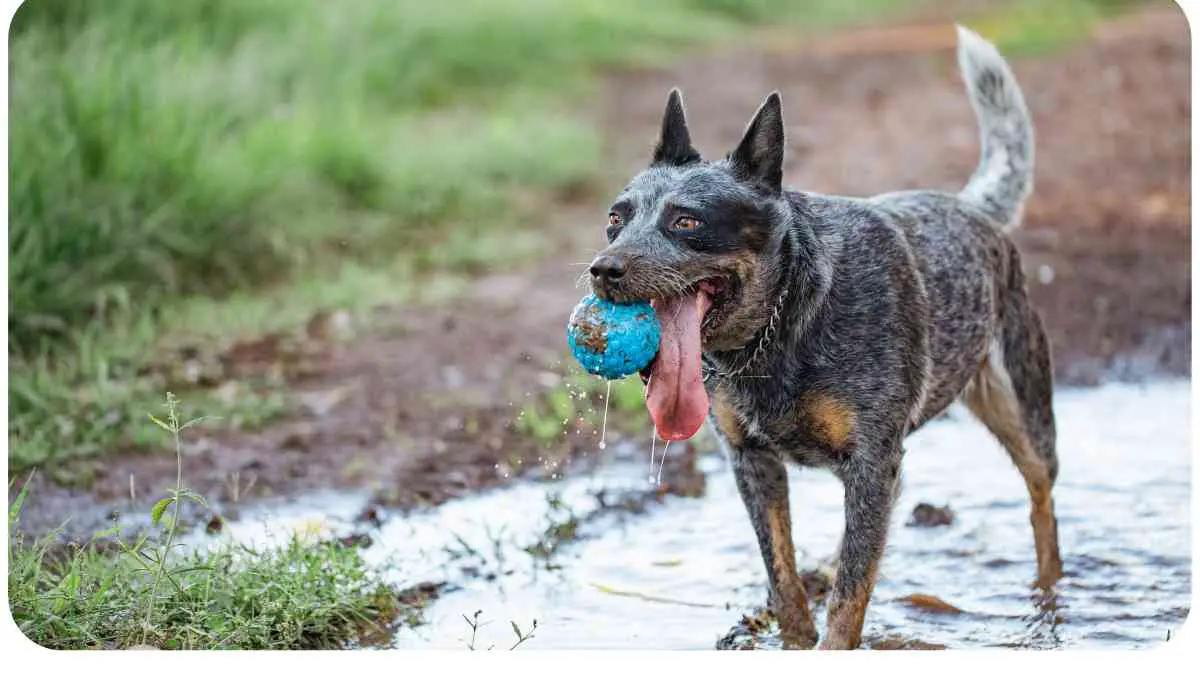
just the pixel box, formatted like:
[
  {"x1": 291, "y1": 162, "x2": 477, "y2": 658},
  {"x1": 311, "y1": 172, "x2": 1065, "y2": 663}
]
[{"x1": 6, "y1": 0, "x2": 1190, "y2": 651}]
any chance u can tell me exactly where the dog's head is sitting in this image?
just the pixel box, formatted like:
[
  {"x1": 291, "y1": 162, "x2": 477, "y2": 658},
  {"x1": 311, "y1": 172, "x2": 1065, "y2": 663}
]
[
  {"x1": 588, "y1": 89, "x2": 792, "y2": 441},
  {"x1": 589, "y1": 88, "x2": 790, "y2": 353}
]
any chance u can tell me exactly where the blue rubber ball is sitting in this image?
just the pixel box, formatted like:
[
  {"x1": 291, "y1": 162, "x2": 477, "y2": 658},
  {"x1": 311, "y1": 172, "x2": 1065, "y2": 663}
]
[{"x1": 567, "y1": 294, "x2": 660, "y2": 380}]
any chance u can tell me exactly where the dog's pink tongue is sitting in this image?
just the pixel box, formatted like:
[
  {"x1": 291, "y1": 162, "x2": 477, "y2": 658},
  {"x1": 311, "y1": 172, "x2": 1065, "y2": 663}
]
[{"x1": 647, "y1": 291, "x2": 711, "y2": 441}]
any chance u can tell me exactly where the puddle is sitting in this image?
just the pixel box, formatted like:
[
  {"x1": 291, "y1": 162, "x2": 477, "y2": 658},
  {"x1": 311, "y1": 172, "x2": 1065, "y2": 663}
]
[{"x1": 191, "y1": 380, "x2": 1190, "y2": 649}]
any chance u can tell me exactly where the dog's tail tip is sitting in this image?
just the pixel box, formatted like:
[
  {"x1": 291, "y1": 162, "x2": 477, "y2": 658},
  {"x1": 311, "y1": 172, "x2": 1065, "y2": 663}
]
[
  {"x1": 954, "y1": 24, "x2": 993, "y2": 57},
  {"x1": 956, "y1": 24, "x2": 1034, "y2": 230},
  {"x1": 955, "y1": 24, "x2": 1011, "y2": 89}
]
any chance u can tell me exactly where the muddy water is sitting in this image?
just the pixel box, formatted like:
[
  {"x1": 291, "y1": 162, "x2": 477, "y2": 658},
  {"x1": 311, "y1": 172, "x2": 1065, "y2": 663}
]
[{"x1": 193, "y1": 381, "x2": 1190, "y2": 649}]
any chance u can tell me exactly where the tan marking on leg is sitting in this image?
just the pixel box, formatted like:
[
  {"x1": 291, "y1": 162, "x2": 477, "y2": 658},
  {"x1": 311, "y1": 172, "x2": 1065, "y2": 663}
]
[
  {"x1": 961, "y1": 351, "x2": 1026, "y2": 445},
  {"x1": 804, "y1": 393, "x2": 856, "y2": 451},
  {"x1": 1022, "y1": 464, "x2": 1063, "y2": 588},
  {"x1": 962, "y1": 348, "x2": 1063, "y2": 588},
  {"x1": 710, "y1": 391, "x2": 744, "y2": 447},
  {"x1": 765, "y1": 501, "x2": 818, "y2": 649},
  {"x1": 820, "y1": 572, "x2": 878, "y2": 650}
]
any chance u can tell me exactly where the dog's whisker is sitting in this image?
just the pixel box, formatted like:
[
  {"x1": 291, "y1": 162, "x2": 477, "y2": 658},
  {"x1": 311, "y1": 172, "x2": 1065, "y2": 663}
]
[{"x1": 574, "y1": 269, "x2": 592, "y2": 289}]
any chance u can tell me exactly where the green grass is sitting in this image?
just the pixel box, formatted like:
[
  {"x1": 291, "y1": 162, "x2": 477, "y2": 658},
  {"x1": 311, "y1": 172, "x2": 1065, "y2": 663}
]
[
  {"x1": 8, "y1": 396, "x2": 406, "y2": 650},
  {"x1": 8, "y1": 520, "x2": 403, "y2": 649},
  {"x1": 6, "y1": 0, "x2": 697, "y2": 352}
]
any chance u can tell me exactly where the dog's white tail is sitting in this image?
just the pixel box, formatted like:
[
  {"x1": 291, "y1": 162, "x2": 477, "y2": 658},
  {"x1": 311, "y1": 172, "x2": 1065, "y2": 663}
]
[{"x1": 956, "y1": 25, "x2": 1034, "y2": 230}]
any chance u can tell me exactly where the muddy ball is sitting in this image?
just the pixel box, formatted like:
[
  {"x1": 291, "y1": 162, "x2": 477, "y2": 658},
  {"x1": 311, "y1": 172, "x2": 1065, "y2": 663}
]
[{"x1": 567, "y1": 294, "x2": 660, "y2": 380}]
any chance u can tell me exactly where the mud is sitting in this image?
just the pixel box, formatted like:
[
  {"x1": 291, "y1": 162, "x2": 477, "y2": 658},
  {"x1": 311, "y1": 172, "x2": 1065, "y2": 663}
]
[
  {"x1": 909, "y1": 502, "x2": 956, "y2": 527},
  {"x1": 11, "y1": 9, "x2": 1192, "y2": 644}
]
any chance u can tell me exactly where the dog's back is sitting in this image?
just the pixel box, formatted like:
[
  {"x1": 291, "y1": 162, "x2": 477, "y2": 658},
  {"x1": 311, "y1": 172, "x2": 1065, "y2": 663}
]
[
  {"x1": 893, "y1": 25, "x2": 1037, "y2": 429},
  {"x1": 813, "y1": 24, "x2": 1041, "y2": 432},
  {"x1": 866, "y1": 190, "x2": 1022, "y2": 430}
]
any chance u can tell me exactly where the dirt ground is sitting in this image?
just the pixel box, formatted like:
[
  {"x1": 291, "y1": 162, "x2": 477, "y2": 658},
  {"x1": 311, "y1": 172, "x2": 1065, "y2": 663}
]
[{"x1": 13, "y1": 7, "x2": 1190, "y2": 538}]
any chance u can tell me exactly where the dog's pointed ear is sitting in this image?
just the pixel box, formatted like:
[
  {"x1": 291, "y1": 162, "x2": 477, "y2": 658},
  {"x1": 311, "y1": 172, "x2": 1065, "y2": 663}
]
[
  {"x1": 652, "y1": 88, "x2": 701, "y2": 166},
  {"x1": 728, "y1": 91, "x2": 785, "y2": 194}
]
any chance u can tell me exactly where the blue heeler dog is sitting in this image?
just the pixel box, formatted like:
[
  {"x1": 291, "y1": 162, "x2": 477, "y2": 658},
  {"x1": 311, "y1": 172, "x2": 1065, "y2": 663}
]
[{"x1": 588, "y1": 26, "x2": 1062, "y2": 649}]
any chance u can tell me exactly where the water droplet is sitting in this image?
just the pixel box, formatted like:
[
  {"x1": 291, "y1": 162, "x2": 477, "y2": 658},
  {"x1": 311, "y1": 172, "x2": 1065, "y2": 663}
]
[
  {"x1": 648, "y1": 426, "x2": 658, "y2": 481},
  {"x1": 656, "y1": 441, "x2": 672, "y2": 485},
  {"x1": 598, "y1": 380, "x2": 612, "y2": 451}
]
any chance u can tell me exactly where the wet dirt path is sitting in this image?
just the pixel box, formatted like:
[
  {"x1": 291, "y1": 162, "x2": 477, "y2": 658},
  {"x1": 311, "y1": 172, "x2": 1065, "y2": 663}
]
[
  {"x1": 371, "y1": 380, "x2": 1192, "y2": 649},
  {"x1": 188, "y1": 379, "x2": 1189, "y2": 649},
  {"x1": 13, "y1": 9, "x2": 1191, "y2": 638}
]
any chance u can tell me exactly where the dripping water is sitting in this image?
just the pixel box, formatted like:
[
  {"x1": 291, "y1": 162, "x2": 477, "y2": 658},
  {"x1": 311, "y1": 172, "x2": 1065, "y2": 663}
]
[{"x1": 598, "y1": 380, "x2": 611, "y2": 450}]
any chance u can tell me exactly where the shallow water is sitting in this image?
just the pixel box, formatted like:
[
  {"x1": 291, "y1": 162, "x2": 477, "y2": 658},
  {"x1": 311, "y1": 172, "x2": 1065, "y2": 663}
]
[{"x1": 194, "y1": 380, "x2": 1191, "y2": 649}]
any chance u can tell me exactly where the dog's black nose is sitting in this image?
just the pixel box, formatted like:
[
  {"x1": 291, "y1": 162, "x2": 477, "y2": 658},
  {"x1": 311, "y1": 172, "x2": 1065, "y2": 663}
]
[{"x1": 589, "y1": 255, "x2": 626, "y2": 283}]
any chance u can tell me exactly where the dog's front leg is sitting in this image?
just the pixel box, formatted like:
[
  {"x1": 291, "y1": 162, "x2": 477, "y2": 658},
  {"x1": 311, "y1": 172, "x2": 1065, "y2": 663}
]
[
  {"x1": 731, "y1": 444, "x2": 819, "y2": 649},
  {"x1": 820, "y1": 457, "x2": 901, "y2": 650}
]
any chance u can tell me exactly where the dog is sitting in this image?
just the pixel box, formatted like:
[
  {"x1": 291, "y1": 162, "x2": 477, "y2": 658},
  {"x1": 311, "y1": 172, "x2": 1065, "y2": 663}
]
[{"x1": 587, "y1": 26, "x2": 1062, "y2": 649}]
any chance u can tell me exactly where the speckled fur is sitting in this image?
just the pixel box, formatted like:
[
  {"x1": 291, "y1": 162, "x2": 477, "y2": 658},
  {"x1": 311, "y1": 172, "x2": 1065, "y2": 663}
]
[{"x1": 588, "y1": 27, "x2": 1061, "y2": 649}]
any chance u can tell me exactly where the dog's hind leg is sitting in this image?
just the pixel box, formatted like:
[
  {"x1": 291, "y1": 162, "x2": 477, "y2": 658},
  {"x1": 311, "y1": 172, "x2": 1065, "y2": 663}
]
[
  {"x1": 729, "y1": 444, "x2": 819, "y2": 648},
  {"x1": 962, "y1": 264, "x2": 1062, "y2": 588}
]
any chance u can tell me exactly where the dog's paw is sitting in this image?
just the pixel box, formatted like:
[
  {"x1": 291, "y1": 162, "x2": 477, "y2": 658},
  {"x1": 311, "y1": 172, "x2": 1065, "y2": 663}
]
[
  {"x1": 715, "y1": 606, "x2": 776, "y2": 650},
  {"x1": 715, "y1": 606, "x2": 818, "y2": 650}
]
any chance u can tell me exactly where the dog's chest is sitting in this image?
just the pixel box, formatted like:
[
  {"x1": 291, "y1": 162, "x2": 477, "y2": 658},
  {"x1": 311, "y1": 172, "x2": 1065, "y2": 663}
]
[{"x1": 709, "y1": 384, "x2": 857, "y2": 464}]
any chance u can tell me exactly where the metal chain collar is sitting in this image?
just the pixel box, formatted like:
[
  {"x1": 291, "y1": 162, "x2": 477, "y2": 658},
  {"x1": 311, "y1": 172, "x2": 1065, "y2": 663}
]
[{"x1": 702, "y1": 285, "x2": 790, "y2": 382}]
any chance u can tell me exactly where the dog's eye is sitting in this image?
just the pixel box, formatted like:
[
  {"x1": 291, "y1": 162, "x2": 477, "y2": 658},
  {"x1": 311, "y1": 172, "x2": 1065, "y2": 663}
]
[
  {"x1": 672, "y1": 215, "x2": 701, "y2": 231},
  {"x1": 605, "y1": 213, "x2": 623, "y2": 242}
]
